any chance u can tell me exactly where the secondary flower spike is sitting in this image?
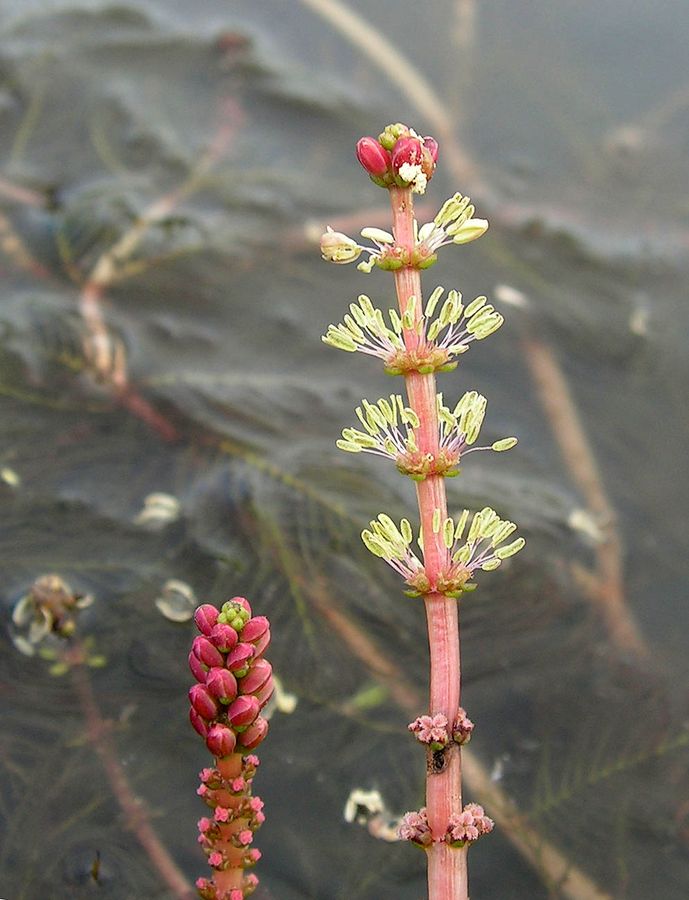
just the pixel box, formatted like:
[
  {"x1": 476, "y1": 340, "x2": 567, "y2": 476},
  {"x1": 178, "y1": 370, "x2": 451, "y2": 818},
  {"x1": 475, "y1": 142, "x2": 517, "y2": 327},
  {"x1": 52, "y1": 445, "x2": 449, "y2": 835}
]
[{"x1": 189, "y1": 597, "x2": 273, "y2": 900}]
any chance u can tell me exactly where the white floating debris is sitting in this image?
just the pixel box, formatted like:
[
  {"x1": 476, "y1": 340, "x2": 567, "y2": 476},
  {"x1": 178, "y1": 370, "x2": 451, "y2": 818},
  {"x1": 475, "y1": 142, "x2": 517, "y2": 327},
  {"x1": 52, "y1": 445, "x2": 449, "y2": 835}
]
[
  {"x1": 344, "y1": 788, "x2": 385, "y2": 824},
  {"x1": 494, "y1": 283, "x2": 529, "y2": 309},
  {"x1": 134, "y1": 492, "x2": 181, "y2": 528},
  {"x1": 629, "y1": 304, "x2": 650, "y2": 337},
  {"x1": 266, "y1": 674, "x2": 298, "y2": 718},
  {"x1": 154, "y1": 579, "x2": 196, "y2": 622},
  {"x1": 1, "y1": 466, "x2": 20, "y2": 487},
  {"x1": 568, "y1": 508, "x2": 606, "y2": 545}
]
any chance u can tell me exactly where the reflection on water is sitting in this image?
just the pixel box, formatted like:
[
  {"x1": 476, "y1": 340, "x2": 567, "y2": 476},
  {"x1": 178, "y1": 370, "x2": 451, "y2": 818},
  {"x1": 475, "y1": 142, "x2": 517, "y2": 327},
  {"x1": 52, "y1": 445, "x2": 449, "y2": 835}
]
[{"x1": 0, "y1": 1, "x2": 687, "y2": 897}]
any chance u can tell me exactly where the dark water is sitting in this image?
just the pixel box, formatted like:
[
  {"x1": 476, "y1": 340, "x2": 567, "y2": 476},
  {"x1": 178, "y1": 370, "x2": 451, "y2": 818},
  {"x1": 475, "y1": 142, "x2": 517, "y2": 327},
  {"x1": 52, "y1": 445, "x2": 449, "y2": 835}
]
[{"x1": 0, "y1": 1, "x2": 687, "y2": 898}]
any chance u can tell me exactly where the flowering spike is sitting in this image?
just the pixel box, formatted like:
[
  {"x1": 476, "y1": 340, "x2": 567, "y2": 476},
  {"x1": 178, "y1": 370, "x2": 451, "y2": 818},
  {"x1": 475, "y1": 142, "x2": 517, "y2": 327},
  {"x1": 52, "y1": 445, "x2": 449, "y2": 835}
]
[{"x1": 188, "y1": 600, "x2": 272, "y2": 898}]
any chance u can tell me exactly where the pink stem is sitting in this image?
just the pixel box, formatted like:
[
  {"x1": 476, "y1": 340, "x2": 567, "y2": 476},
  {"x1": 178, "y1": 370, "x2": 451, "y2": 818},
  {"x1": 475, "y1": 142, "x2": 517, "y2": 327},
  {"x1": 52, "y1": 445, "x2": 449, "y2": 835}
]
[{"x1": 389, "y1": 186, "x2": 467, "y2": 899}]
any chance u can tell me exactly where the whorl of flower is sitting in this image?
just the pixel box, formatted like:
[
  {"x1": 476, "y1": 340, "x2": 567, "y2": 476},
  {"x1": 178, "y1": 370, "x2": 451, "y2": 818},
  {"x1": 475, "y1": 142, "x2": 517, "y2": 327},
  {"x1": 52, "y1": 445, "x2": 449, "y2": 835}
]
[
  {"x1": 408, "y1": 714, "x2": 450, "y2": 749},
  {"x1": 321, "y1": 290, "x2": 504, "y2": 375},
  {"x1": 320, "y1": 225, "x2": 410, "y2": 273},
  {"x1": 361, "y1": 507, "x2": 525, "y2": 598},
  {"x1": 189, "y1": 598, "x2": 272, "y2": 899},
  {"x1": 445, "y1": 803, "x2": 494, "y2": 847},
  {"x1": 337, "y1": 389, "x2": 516, "y2": 480},
  {"x1": 418, "y1": 192, "x2": 489, "y2": 254},
  {"x1": 399, "y1": 808, "x2": 434, "y2": 847},
  {"x1": 452, "y1": 708, "x2": 475, "y2": 745}
]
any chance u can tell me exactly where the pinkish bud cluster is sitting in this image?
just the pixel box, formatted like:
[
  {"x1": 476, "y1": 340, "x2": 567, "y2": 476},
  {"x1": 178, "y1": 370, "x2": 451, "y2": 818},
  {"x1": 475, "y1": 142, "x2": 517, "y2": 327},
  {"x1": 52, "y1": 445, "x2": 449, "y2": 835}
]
[
  {"x1": 189, "y1": 598, "x2": 272, "y2": 899},
  {"x1": 445, "y1": 803, "x2": 494, "y2": 847},
  {"x1": 398, "y1": 808, "x2": 433, "y2": 847},
  {"x1": 408, "y1": 713, "x2": 449, "y2": 749},
  {"x1": 356, "y1": 123, "x2": 438, "y2": 193},
  {"x1": 408, "y1": 707, "x2": 474, "y2": 750},
  {"x1": 452, "y1": 707, "x2": 474, "y2": 745}
]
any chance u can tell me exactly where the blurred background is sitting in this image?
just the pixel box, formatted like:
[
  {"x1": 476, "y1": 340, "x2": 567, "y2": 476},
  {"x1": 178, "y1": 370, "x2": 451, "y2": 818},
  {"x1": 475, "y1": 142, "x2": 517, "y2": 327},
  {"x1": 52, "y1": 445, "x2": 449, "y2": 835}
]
[{"x1": 1, "y1": 1, "x2": 687, "y2": 897}]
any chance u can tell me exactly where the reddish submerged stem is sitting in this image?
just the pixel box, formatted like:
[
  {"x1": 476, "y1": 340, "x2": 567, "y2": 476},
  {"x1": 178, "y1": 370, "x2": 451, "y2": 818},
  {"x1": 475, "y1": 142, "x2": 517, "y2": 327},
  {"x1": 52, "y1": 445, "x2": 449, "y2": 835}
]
[{"x1": 389, "y1": 185, "x2": 467, "y2": 900}]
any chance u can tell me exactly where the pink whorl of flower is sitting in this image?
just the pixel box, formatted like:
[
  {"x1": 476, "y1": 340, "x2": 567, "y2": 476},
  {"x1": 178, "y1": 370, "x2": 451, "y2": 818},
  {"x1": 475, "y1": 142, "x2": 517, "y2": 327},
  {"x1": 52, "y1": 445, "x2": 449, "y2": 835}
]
[
  {"x1": 399, "y1": 808, "x2": 433, "y2": 846},
  {"x1": 238, "y1": 829, "x2": 254, "y2": 845},
  {"x1": 230, "y1": 890, "x2": 243, "y2": 900},
  {"x1": 408, "y1": 713, "x2": 449, "y2": 745},
  {"x1": 208, "y1": 851, "x2": 224, "y2": 868},
  {"x1": 198, "y1": 817, "x2": 213, "y2": 833},
  {"x1": 452, "y1": 707, "x2": 475, "y2": 745},
  {"x1": 445, "y1": 803, "x2": 494, "y2": 846},
  {"x1": 213, "y1": 806, "x2": 230, "y2": 823}
]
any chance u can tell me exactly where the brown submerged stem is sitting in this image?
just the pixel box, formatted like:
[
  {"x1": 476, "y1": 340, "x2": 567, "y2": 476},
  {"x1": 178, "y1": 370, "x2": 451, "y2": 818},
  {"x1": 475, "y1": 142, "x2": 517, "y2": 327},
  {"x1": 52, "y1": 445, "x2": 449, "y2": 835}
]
[{"x1": 70, "y1": 652, "x2": 195, "y2": 900}]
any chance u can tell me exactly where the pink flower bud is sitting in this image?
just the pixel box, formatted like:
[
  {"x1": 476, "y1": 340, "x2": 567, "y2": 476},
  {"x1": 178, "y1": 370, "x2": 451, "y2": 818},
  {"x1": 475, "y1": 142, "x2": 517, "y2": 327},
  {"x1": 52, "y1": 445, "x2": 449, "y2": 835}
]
[
  {"x1": 238, "y1": 659, "x2": 272, "y2": 695},
  {"x1": 356, "y1": 136, "x2": 392, "y2": 177},
  {"x1": 230, "y1": 890, "x2": 243, "y2": 900},
  {"x1": 189, "y1": 684, "x2": 219, "y2": 721},
  {"x1": 241, "y1": 615, "x2": 269, "y2": 643},
  {"x1": 206, "y1": 667, "x2": 238, "y2": 704},
  {"x1": 253, "y1": 678, "x2": 275, "y2": 709},
  {"x1": 423, "y1": 136, "x2": 439, "y2": 163},
  {"x1": 391, "y1": 136, "x2": 423, "y2": 174},
  {"x1": 209, "y1": 622, "x2": 239, "y2": 653},
  {"x1": 192, "y1": 635, "x2": 224, "y2": 668},
  {"x1": 227, "y1": 694, "x2": 260, "y2": 727},
  {"x1": 206, "y1": 723, "x2": 237, "y2": 757},
  {"x1": 226, "y1": 642, "x2": 254, "y2": 674},
  {"x1": 188, "y1": 650, "x2": 207, "y2": 683},
  {"x1": 251, "y1": 627, "x2": 271, "y2": 658},
  {"x1": 238, "y1": 716, "x2": 269, "y2": 749},
  {"x1": 194, "y1": 604, "x2": 219, "y2": 636},
  {"x1": 190, "y1": 707, "x2": 209, "y2": 738}
]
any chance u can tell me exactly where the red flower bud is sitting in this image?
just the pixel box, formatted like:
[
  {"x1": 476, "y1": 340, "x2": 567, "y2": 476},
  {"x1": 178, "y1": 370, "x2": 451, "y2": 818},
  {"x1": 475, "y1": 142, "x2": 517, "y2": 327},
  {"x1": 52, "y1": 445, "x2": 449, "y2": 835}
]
[
  {"x1": 194, "y1": 604, "x2": 219, "y2": 636},
  {"x1": 206, "y1": 667, "x2": 238, "y2": 704},
  {"x1": 238, "y1": 716, "x2": 269, "y2": 749},
  {"x1": 391, "y1": 136, "x2": 423, "y2": 174},
  {"x1": 226, "y1": 642, "x2": 255, "y2": 674},
  {"x1": 188, "y1": 650, "x2": 208, "y2": 683},
  {"x1": 209, "y1": 622, "x2": 239, "y2": 653},
  {"x1": 356, "y1": 136, "x2": 392, "y2": 177},
  {"x1": 253, "y1": 677, "x2": 275, "y2": 709},
  {"x1": 251, "y1": 627, "x2": 271, "y2": 658},
  {"x1": 190, "y1": 707, "x2": 209, "y2": 738},
  {"x1": 192, "y1": 636, "x2": 224, "y2": 669},
  {"x1": 206, "y1": 723, "x2": 237, "y2": 757},
  {"x1": 423, "y1": 136, "x2": 439, "y2": 163},
  {"x1": 241, "y1": 616, "x2": 269, "y2": 644},
  {"x1": 238, "y1": 659, "x2": 272, "y2": 695},
  {"x1": 189, "y1": 684, "x2": 219, "y2": 721},
  {"x1": 227, "y1": 694, "x2": 260, "y2": 727}
]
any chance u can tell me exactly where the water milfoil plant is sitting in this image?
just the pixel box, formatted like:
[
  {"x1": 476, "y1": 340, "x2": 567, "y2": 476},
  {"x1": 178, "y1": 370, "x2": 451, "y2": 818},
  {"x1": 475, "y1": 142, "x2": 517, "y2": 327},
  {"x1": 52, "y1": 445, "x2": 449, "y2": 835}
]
[{"x1": 321, "y1": 123, "x2": 525, "y2": 899}]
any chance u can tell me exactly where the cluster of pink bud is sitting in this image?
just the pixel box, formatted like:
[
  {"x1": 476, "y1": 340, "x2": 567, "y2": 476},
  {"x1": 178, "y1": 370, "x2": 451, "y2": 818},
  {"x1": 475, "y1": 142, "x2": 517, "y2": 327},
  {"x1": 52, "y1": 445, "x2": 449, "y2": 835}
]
[
  {"x1": 189, "y1": 597, "x2": 273, "y2": 899},
  {"x1": 445, "y1": 803, "x2": 494, "y2": 847},
  {"x1": 408, "y1": 707, "x2": 474, "y2": 750},
  {"x1": 399, "y1": 802, "x2": 492, "y2": 851},
  {"x1": 398, "y1": 808, "x2": 433, "y2": 847},
  {"x1": 356, "y1": 123, "x2": 438, "y2": 194}
]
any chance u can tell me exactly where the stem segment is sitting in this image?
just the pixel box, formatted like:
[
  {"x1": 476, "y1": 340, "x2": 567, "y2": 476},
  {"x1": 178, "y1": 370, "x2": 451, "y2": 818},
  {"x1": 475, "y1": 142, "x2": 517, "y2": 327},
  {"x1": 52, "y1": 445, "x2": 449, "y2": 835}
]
[{"x1": 389, "y1": 186, "x2": 467, "y2": 900}]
